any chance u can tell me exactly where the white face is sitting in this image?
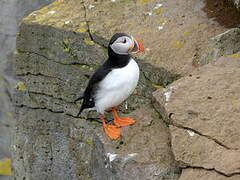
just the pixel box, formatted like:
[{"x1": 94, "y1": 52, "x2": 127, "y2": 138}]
[{"x1": 110, "y1": 36, "x2": 134, "y2": 55}]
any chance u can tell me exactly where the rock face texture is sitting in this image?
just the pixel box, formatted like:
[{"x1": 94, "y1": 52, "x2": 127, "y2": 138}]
[
  {"x1": 20, "y1": 0, "x2": 227, "y2": 76},
  {"x1": 92, "y1": 106, "x2": 180, "y2": 180},
  {"x1": 13, "y1": 18, "x2": 178, "y2": 179},
  {"x1": 200, "y1": 28, "x2": 240, "y2": 65},
  {"x1": 13, "y1": 1, "x2": 179, "y2": 179},
  {"x1": 153, "y1": 57, "x2": 240, "y2": 179},
  {"x1": 12, "y1": 0, "x2": 240, "y2": 179},
  {"x1": 0, "y1": 0, "x2": 53, "y2": 179},
  {"x1": 231, "y1": 0, "x2": 240, "y2": 8}
]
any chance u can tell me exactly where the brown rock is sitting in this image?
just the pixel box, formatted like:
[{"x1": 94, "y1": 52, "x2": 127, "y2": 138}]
[
  {"x1": 91, "y1": 105, "x2": 180, "y2": 180},
  {"x1": 180, "y1": 168, "x2": 240, "y2": 180},
  {"x1": 153, "y1": 57, "x2": 240, "y2": 149},
  {"x1": 24, "y1": 0, "x2": 227, "y2": 75},
  {"x1": 170, "y1": 125, "x2": 240, "y2": 176},
  {"x1": 153, "y1": 57, "x2": 240, "y2": 176},
  {"x1": 84, "y1": 0, "x2": 226, "y2": 75}
]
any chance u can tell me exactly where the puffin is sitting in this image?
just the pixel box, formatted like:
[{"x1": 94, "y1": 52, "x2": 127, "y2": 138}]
[{"x1": 75, "y1": 33, "x2": 144, "y2": 139}]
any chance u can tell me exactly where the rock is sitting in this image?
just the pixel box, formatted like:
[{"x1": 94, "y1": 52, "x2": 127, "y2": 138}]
[
  {"x1": 13, "y1": 107, "x2": 95, "y2": 180},
  {"x1": 229, "y1": 0, "x2": 240, "y2": 9},
  {"x1": 170, "y1": 125, "x2": 240, "y2": 176},
  {"x1": 84, "y1": 0, "x2": 228, "y2": 75},
  {"x1": 23, "y1": 0, "x2": 227, "y2": 75},
  {"x1": 91, "y1": 106, "x2": 180, "y2": 180},
  {"x1": 200, "y1": 28, "x2": 240, "y2": 65},
  {"x1": 12, "y1": 0, "x2": 240, "y2": 179},
  {"x1": 179, "y1": 168, "x2": 240, "y2": 180},
  {"x1": 13, "y1": 0, "x2": 178, "y2": 179},
  {"x1": 0, "y1": 0, "x2": 54, "y2": 179},
  {"x1": 153, "y1": 57, "x2": 240, "y2": 178}
]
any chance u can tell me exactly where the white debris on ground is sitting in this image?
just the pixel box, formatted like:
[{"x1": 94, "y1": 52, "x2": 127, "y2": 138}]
[
  {"x1": 153, "y1": 3, "x2": 163, "y2": 9},
  {"x1": 88, "y1": 4, "x2": 95, "y2": 9},
  {"x1": 64, "y1": 20, "x2": 70, "y2": 24},
  {"x1": 147, "y1": 12, "x2": 152, "y2": 16},
  {"x1": 105, "y1": 152, "x2": 118, "y2": 168},
  {"x1": 163, "y1": 86, "x2": 174, "y2": 102},
  {"x1": 187, "y1": 130, "x2": 195, "y2": 137},
  {"x1": 47, "y1": 10, "x2": 55, "y2": 14},
  {"x1": 157, "y1": 26, "x2": 164, "y2": 30},
  {"x1": 107, "y1": 153, "x2": 117, "y2": 162}
]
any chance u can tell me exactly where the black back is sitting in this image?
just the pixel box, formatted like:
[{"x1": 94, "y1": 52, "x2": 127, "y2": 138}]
[{"x1": 77, "y1": 33, "x2": 131, "y2": 116}]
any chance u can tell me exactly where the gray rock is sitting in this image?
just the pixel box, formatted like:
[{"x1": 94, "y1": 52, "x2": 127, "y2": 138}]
[
  {"x1": 13, "y1": 1, "x2": 178, "y2": 179},
  {"x1": 200, "y1": 28, "x2": 240, "y2": 65},
  {"x1": 0, "y1": 0, "x2": 53, "y2": 179},
  {"x1": 91, "y1": 106, "x2": 180, "y2": 180},
  {"x1": 12, "y1": 0, "x2": 240, "y2": 179},
  {"x1": 12, "y1": 107, "x2": 95, "y2": 180}
]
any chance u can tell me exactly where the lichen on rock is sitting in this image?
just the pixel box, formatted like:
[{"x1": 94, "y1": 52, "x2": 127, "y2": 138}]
[
  {"x1": 13, "y1": 0, "x2": 179, "y2": 179},
  {"x1": 13, "y1": 0, "x2": 240, "y2": 179}
]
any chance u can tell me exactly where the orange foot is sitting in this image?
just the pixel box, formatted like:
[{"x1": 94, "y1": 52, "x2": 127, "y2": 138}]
[
  {"x1": 100, "y1": 115, "x2": 120, "y2": 140},
  {"x1": 111, "y1": 107, "x2": 136, "y2": 127},
  {"x1": 114, "y1": 117, "x2": 136, "y2": 127}
]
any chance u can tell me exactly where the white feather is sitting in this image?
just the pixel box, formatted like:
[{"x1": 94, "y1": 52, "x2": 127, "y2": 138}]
[{"x1": 94, "y1": 58, "x2": 139, "y2": 114}]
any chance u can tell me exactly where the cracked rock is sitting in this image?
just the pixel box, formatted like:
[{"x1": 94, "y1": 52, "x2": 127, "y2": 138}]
[
  {"x1": 23, "y1": 0, "x2": 228, "y2": 75},
  {"x1": 153, "y1": 57, "x2": 240, "y2": 178},
  {"x1": 200, "y1": 28, "x2": 240, "y2": 65},
  {"x1": 13, "y1": 0, "x2": 178, "y2": 179},
  {"x1": 179, "y1": 168, "x2": 240, "y2": 180},
  {"x1": 170, "y1": 125, "x2": 240, "y2": 176},
  {"x1": 12, "y1": 107, "x2": 96, "y2": 180},
  {"x1": 91, "y1": 105, "x2": 180, "y2": 180}
]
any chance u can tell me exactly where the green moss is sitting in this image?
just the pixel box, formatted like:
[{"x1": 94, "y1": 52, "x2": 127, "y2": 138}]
[
  {"x1": 151, "y1": 83, "x2": 164, "y2": 89},
  {"x1": 63, "y1": 39, "x2": 70, "y2": 46},
  {"x1": 62, "y1": 39, "x2": 77, "y2": 58},
  {"x1": 16, "y1": 33, "x2": 21, "y2": 37},
  {"x1": 15, "y1": 82, "x2": 27, "y2": 91},
  {"x1": 63, "y1": 39, "x2": 70, "y2": 52},
  {"x1": 85, "y1": 138, "x2": 94, "y2": 146},
  {"x1": 74, "y1": 64, "x2": 96, "y2": 71},
  {"x1": 83, "y1": 38, "x2": 95, "y2": 45}
]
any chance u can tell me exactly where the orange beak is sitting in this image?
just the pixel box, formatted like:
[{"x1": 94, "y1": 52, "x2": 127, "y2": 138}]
[
  {"x1": 135, "y1": 39, "x2": 144, "y2": 53},
  {"x1": 129, "y1": 37, "x2": 144, "y2": 53}
]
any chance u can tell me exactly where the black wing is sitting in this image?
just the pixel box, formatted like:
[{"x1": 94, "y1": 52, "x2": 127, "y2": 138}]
[{"x1": 77, "y1": 60, "x2": 112, "y2": 116}]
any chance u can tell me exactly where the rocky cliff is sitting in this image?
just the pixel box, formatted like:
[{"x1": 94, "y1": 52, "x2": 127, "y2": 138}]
[
  {"x1": 0, "y1": 0, "x2": 53, "y2": 179},
  {"x1": 12, "y1": 0, "x2": 240, "y2": 179}
]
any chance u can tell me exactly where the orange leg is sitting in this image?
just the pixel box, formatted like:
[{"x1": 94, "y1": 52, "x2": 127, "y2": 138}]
[
  {"x1": 100, "y1": 115, "x2": 120, "y2": 140},
  {"x1": 112, "y1": 107, "x2": 136, "y2": 127}
]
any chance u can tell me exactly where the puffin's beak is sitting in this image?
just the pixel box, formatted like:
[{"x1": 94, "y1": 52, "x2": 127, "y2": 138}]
[{"x1": 129, "y1": 37, "x2": 144, "y2": 53}]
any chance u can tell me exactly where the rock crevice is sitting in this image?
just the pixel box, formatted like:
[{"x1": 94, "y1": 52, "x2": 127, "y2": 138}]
[{"x1": 13, "y1": 0, "x2": 240, "y2": 179}]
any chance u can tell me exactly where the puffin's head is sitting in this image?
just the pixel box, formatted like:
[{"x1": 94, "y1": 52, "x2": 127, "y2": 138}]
[{"x1": 108, "y1": 33, "x2": 144, "y2": 55}]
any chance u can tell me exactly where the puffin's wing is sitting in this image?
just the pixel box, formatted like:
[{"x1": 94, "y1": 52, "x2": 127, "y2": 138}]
[{"x1": 77, "y1": 61, "x2": 112, "y2": 116}]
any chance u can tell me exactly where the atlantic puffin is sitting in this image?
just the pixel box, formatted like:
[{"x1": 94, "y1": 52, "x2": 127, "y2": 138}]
[{"x1": 75, "y1": 33, "x2": 144, "y2": 139}]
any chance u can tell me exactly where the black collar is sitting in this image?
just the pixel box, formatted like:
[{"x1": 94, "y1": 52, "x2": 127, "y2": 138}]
[{"x1": 108, "y1": 47, "x2": 130, "y2": 68}]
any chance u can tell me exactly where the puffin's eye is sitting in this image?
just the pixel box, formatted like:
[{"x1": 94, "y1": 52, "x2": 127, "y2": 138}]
[{"x1": 122, "y1": 39, "x2": 127, "y2": 43}]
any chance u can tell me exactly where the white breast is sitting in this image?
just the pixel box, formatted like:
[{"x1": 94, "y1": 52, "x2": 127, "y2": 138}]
[{"x1": 94, "y1": 59, "x2": 139, "y2": 114}]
